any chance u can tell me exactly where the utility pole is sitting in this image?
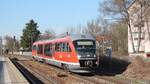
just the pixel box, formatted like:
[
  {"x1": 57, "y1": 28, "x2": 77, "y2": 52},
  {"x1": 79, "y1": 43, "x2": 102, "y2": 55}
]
[{"x1": 13, "y1": 36, "x2": 16, "y2": 55}]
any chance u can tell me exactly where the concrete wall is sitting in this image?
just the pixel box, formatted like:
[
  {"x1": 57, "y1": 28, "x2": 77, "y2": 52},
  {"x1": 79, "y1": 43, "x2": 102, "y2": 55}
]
[{"x1": 13, "y1": 52, "x2": 32, "y2": 56}]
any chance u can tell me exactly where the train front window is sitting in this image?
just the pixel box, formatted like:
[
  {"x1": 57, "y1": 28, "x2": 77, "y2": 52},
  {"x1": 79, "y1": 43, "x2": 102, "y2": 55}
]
[{"x1": 73, "y1": 40, "x2": 96, "y2": 52}]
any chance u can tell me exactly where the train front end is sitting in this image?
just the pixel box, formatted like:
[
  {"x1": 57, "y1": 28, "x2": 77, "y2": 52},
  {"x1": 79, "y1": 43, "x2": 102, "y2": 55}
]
[{"x1": 69, "y1": 34, "x2": 97, "y2": 73}]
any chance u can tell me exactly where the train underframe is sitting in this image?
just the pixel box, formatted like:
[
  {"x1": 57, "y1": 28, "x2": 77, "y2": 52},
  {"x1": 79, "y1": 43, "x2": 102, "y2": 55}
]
[{"x1": 32, "y1": 56, "x2": 97, "y2": 73}]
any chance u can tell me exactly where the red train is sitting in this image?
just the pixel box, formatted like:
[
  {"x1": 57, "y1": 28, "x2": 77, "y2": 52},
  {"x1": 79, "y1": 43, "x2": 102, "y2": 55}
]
[{"x1": 32, "y1": 33, "x2": 97, "y2": 73}]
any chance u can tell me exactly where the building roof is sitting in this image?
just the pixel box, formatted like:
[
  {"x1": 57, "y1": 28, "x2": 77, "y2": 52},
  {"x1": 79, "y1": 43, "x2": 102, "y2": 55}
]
[{"x1": 70, "y1": 34, "x2": 95, "y2": 41}]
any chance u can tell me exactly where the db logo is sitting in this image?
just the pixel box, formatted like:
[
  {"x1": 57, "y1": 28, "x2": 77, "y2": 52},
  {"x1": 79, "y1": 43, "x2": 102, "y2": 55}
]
[{"x1": 59, "y1": 55, "x2": 62, "y2": 58}]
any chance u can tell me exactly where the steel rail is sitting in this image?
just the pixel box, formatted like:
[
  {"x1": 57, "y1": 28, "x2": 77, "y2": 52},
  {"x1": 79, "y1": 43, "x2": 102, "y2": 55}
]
[{"x1": 11, "y1": 58, "x2": 44, "y2": 84}]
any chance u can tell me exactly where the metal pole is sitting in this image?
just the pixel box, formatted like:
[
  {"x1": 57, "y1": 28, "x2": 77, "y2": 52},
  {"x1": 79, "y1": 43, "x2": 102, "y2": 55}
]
[
  {"x1": 0, "y1": 37, "x2": 2, "y2": 55},
  {"x1": 13, "y1": 36, "x2": 16, "y2": 55}
]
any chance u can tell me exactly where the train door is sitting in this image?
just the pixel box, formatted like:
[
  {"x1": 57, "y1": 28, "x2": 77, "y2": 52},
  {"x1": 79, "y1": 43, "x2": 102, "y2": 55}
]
[
  {"x1": 44, "y1": 43, "x2": 52, "y2": 57},
  {"x1": 49, "y1": 43, "x2": 54, "y2": 57},
  {"x1": 32, "y1": 44, "x2": 38, "y2": 60},
  {"x1": 32, "y1": 45, "x2": 37, "y2": 56},
  {"x1": 37, "y1": 44, "x2": 43, "y2": 57},
  {"x1": 59, "y1": 42, "x2": 71, "y2": 70},
  {"x1": 61, "y1": 42, "x2": 71, "y2": 62},
  {"x1": 55, "y1": 42, "x2": 71, "y2": 62},
  {"x1": 66, "y1": 42, "x2": 71, "y2": 62}
]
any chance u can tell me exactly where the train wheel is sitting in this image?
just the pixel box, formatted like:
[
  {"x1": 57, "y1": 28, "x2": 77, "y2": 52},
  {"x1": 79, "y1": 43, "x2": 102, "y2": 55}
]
[
  {"x1": 61, "y1": 63, "x2": 69, "y2": 72},
  {"x1": 32, "y1": 56, "x2": 36, "y2": 61},
  {"x1": 42, "y1": 59, "x2": 46, "y2": 63}
]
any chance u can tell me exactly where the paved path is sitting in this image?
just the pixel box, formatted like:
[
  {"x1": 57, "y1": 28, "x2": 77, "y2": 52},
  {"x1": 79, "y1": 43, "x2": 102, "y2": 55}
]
[
  {"x1": 0, "y1": 56, "x2": 29, "y2": 84},
  {"x1": 0, "y1": 59, "x2": 4, "y2": 83},
  {"x1": 0, "y1": 56, "x2": 11, "y2": 84}
]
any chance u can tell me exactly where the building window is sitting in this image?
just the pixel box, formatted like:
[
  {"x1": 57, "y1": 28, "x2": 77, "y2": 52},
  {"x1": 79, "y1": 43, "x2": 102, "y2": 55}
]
[{"x1": 132, "y1": 32, "x2": 145, "y2": 40}]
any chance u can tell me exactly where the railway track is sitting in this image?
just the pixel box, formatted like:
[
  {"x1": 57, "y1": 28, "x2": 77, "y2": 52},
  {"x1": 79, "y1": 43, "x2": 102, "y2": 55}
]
[
  {"x1": 9, "y1": 55, "x2": 112, "y2": 84},
  {"x1": 8, "y1": 55, "x2": 140, "y2": 84},
  {"x1": 10, "y1": 58, "x2": 44, "y2": 84},
  {"x1": 18, "y1": 60, "x2": 98, "y2": 84},
  {"x1": 20, "y1": 61, "x2": 66, "y2": 84},
  {"x1": 11, "y1": 59, "x2": 60, "y2": 84}
]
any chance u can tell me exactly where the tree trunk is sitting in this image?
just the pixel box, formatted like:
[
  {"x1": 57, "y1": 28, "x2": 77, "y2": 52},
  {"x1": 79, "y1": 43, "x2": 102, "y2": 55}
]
[
  {"x1": 128, "y1": 22, "x2": 136, "y2": 53},
  {"x1": 126, "y1": 11, "x2": 136, "y2": 53},
  {"x1": 137, "y1": 4, "x2": 143, "y2": 52},
  {"x1": 146, "y1": 19, "x2": 150, "y2": 44},
  {"x1": 137, "y1": 26, "x2": 142, "y2": 52}
]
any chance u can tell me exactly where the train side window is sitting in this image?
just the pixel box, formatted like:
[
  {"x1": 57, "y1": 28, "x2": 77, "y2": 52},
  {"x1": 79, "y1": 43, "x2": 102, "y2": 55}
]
[
  {"x1": 61, "y1": 42, "x2": 71, "y2": 52},
  {"x1": 55, "y1": 42, "x2": 71, "y2": 52},
  {"x1": 55, "y1": 43, "x2": 61, "y2": 52},
  {"x1": 66, "y1": 43, "x2": 71, "y2": 52},
  {"x1": 55, "y1": 43, "x2": 57, "y2": 51},
  {"x1": 61, "y1": 43, "x2": 66, "y2": 52},
  {"x1": 52, "y1": 44, "x2": 55, "y2": 54},
  {"x1": 44, "y1": 44, "x2": 52, "y2": 56},
  {"x1": 37, "y1": 45, "x2": 43, "y2": 54}
]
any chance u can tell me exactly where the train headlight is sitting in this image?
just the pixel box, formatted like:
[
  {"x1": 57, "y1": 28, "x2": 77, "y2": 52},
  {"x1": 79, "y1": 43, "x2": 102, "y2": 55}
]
[{"x1": 78, "y1": 55, "x2": 81, "y2": 58}]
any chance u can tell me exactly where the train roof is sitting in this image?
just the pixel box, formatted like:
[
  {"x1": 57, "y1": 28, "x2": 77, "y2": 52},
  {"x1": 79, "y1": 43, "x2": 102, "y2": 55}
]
[
  {"x1": 69, "y1": 34, "x2": 95, "y2": 41},
  {"x1": 33, "y1": 33, "x2": 95, "y2": 45}
]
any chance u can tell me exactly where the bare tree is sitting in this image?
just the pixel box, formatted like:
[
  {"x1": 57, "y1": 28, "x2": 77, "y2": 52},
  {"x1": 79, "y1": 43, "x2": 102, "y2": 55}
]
[
  {"x1": 44, "y1": 29, "x2": 56, "y2": 37},
  {"x1": 85, "y1": 20, "x2": 102, "y2": 37},
  {"x1": 135, "y1": 0, "x2": 150, "y2": 52},
  {"x1": 4, "y1": 35, "x2": 20, "y2": 54},
  {"x1": 38, "y1": 29, "x2": 56, "y2": 40},
  {"x1": 66, "y1": 25, "x2": 83, "y2": 34},
  {"x1": 127, "y1": 0, "x2": 150, "y2": 52},
  {"x1": 99, "y1": 0, "x2": 136, "y2": 53},
  {"x1": 110, "y1": 21, "x2": 128, "y2": 54}
]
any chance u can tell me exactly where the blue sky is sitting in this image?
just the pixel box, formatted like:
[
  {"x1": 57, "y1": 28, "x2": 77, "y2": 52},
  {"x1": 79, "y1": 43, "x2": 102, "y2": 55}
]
[{"x1": 0, "y1": 0, "x2": 101, "y2": 39}]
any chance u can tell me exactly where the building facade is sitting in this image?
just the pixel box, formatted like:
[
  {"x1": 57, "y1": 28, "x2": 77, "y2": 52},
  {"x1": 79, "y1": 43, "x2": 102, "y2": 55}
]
[{"x1": 128, "y1": 0, "x2": 150, "y2": 57}]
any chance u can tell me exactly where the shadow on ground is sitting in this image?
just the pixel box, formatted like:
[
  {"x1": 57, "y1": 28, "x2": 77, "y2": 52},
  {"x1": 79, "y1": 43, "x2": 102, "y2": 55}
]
[{"x1": 93, "y1": 56, "x2": 130, "y2": 76}]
